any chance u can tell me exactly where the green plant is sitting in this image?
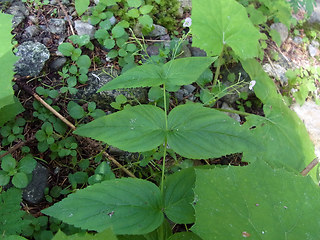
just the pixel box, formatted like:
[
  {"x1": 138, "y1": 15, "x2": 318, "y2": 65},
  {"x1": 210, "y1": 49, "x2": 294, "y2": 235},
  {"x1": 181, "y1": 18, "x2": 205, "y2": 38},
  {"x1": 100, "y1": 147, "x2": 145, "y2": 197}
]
[
  {"x1": 1, "y1": 117, "x2": 26, "y2": 146},
  {"x1": 285, "y1": 66, "x2": 319, "y2": 105},
  {"x1": 0, "y1": 153, "x2": 36, "y2": 188}
]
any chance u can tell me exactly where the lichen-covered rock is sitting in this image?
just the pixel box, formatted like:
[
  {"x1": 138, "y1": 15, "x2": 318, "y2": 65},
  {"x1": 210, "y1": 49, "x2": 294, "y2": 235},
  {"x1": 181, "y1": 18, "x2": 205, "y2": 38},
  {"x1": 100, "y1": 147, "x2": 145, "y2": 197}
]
[
  {"x1": 133, "y1": 24, "x2": 167, "y2": 37},
  {"x1": 76, "y1": 68, "x2": 148, "y2": 109},
  {"x1": 7, "y1": 1, "x2": 29, "y2": 28},
  {"x1": 47, "y1": 18, "x2": 66, "y2": 34},
  {"x1": 22, "y1": 163, "x2": 49, "y2": 204},
  {"x1": 15, "y1": 41, "x2": 50, "y2": 77},
  {"x1": 74, "y1": 20, "x2": 96, "y2": 39}
]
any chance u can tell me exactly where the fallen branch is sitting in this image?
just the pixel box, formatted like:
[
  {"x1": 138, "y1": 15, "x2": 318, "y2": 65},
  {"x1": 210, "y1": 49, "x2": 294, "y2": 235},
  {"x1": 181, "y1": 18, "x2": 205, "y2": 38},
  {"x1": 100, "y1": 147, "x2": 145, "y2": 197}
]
[{"x1": 300, "y1": 158, "x2": 319, "y2": 176}]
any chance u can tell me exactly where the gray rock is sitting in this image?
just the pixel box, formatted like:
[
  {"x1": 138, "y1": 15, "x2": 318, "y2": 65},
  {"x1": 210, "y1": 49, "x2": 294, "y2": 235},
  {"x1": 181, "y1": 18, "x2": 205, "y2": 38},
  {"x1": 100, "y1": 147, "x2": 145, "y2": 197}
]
[
  {"x1": 149, "y1": 24, "x2": 168, "y2": 37},
  {"x1": 108, "y1": 146, "x2": 141, "y2": 162},
  {"x1": 7, "y1": 1, "x2": 29, "y2": 28},
  {"x1": 178, "y1": 0, "x2": 192, "y2": 16},
  {"x1": 76, "y1": 68, "x2": 148, "y2": 109},
  {"x1": 48, "y1": 18, "x2": 66, "y2": 34},
  {"x1": 270, "y1": 23, "x2": 288, "y2": 44},
  {"x1": 22, "y1": 163, "x2": 49, "y2": 204},
  {"x1": 50, "y1": 0, "x2": 70, "y2": 5},
  {"x1": 309, "y1": 43, "x2": 319, "y2": 57},
  {"x1": 308, "y1": 2, "x2": 320, "y2": 25},
  {"x1": 221, "y1": 102, "x2": 241, "y2": 122},
  {"x1": 74, "y1": 20, "x2": 96, "y2": 39},
  {"x1": 109, "y1": 16, "x2": 116, "y2": 25},
  {"x1": 133, "y1": 24, "x2": 167, "y2": 37},
  {"x1": 291, "y1": 100, "x2": 320, "y2": 160},
  {"x1": 146, "y1": 45, "x2": 160, "y2": 56},
  {"x1": 262, "y1": 63, "x2": 288, "y2": 85},
  {"x1": 293, "y1": 36, "x2": 303, "y2": 44},
  {"x1": 177, "y1": 44, "x2": 192, "y2": 58},
  {"x1": 174, "y1": 85, "x2": 196, "y2": 102},
  {"x1": 28, "y1": 15, "x2": 39, "y2": 24},
  {"x1": 50, "y1": 57, "x2": 67, "y2": 71},
  {"x1": 190, "y1": 46, "x2": 207, "y2": 57},
  {"x1": 15, "y1": 41, "x2": 50, "y2": 77},
  {"x1": 24, "y1": 25, "x2": 40, "y2": 37}
]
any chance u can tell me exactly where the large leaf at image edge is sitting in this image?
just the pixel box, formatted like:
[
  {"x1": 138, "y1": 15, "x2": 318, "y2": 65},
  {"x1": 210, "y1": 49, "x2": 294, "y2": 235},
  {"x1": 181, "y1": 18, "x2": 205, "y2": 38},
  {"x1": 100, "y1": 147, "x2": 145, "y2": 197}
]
[
  {"x1": 98, "y1": 57, "x2": 215, "y2": 91},
  {"x1": 241, "y1": 59, "x2": 317, "y2": 181},
  {"x1": 192, "y1": 161, "x2": 320, "y2": 239},
  {"x1": 191, "y1": 0, "x2": 261, "y2": 59},
  {"x1": 74, "y1": 105, "x2": 166, "y2": 152},
  {"x1": 42, "y1": 178, "x2": 163, "y2": 235},
  {"x1": 0, "y1": 13, "x2": 19, "y2": 110}
]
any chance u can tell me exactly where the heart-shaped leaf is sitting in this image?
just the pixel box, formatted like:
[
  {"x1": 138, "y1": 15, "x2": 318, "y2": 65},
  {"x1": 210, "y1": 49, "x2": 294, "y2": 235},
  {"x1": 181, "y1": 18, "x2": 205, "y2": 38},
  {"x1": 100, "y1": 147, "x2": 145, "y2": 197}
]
[
  {"x1": 42, "y1": 178, "x2": 163, "y2": 234},
  {"x1": 192, "y1": 161, "x2": 320, "y2": 239},
  {"x1": 191, "y1": 0, "x2": 261, "y2": 59}
]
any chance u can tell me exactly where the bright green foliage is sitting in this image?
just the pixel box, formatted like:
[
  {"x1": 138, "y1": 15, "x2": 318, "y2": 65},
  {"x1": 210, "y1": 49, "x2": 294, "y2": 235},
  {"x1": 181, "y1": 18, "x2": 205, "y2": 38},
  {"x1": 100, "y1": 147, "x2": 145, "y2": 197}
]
[
  {"x1": 192, "y1": 161, "x2": 320, "y2": 239},
  {"x1": 98, "y1": 57, "x2": 215, "y2": 91},
  {"x1": 167, "y1": 232, "x2": 202, "y2": 240},
  {"x1": 75, "y1": 0, "x2": 90, "y2": 16},
  {"x1": 0, "y1": 154, "x2": 36, "y2": 188},
  {"x1": 0, "y1": 13, "x2": 24, "y2": 126},
  {"x1": 75, "y1": 103, "x2": 252, "y2": 158},
  {"x1": 52, "y1": 228, "x2": 118, "y2": 240},
  {"x1": 191, "y1": 0, "x2": 261, "y2": 59},
  {"x1": 42, "y1": 178, "x2": 164, "y2": 234},
  {"x1": 241, "y1": 59, "x2": 317, "y2": 181},
  {"x1": 0, "y1": 188, "x2": 31, "y2": 237},
  {"x1": 75, "y1": 105, "x2": 166, "y2": 152},
  {"x1": 67, "y1": 101, "x2": 85, "y2": 120},
  {"x1": 163, "y1": 168, "x2": 195, "y2": 224},
  {"x1": 167, "y1": 103, "x2": 253, "y2": 159}
]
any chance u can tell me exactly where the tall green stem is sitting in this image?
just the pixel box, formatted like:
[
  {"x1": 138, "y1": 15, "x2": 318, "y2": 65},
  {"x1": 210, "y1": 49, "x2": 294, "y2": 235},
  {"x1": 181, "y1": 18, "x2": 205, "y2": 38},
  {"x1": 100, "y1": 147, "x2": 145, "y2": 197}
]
[
  {"x1": 212, "y1": 48, "x2": 224, "y2": 87},
  {"x1": 160, "y1": 84, "x2": 168, "y2": 194}
]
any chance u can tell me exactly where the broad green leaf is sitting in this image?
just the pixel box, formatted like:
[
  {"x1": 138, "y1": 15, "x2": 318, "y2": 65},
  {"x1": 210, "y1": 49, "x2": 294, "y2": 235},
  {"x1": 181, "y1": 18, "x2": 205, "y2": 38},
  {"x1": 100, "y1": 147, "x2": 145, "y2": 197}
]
[
  {"x1": 163, "y1": 57, "x2": 216, "y2": 86},
  {"x1": 0, "y1": 13, "x2": 18, "y2": 110},
  {"x1": 167, "y1": 232, "x2": 202, "y2": 240},
  {"x1": 52, "y1": 228, "x2": 118, "y2": 240},
  {"x1": 192, "y1": 161, "x2": 320, "y2": 239},
  {"x1": 76, "y1": 55, "x2": 91, "y2": 69},
  {"x1": 126, "y1": 8, "x2": 140, "y2": 18},
  {"x1": 241, "y1": 59, "x2": 317, "y2": 181},
  {"x1": 112, "y1": 25, "x2": 125, "y2": 38},
  {"x1": 74, "y1": 105, "x2": 166, "y2": 152},
  {"x1": 127, "y1": 0, "x2": 142, "y2": 8},
  {"x1": 0, "y1": 97, "x2": 24, "y2": 127},
  {"x1": 138, "y1": 15, "x2": 153, "y2": 28},
  {"x1": 98, "y1": 64, "x2": 163, "y2": 91},
  {"x1": 18, "y1": 155, "x2": 37, "y2": 174},
  {"x1": 139, "y1": 5, "x2": 154, "y2": 14},
  {"x1": 191, "y1": 0, "x2": 261, "y2": 59},
  {"x1": 12, "y1": 172, "x2": 28, "y2": 188},
  {"x1": 163, "y1": 168, "x2": 195, "y2": 224},
  {"x1": 58, "y1": 42, "x2": 74, "y2": 57},
  {"x1": 0, "y1": 171, "x2": 10, "y2": 186},
  {"x1": 98, "y1": 57, "x2": 214, "y2": 91},
  {"x1": 67, "y1": 101, "x2": 85, "y2": 120},
  {"x1": 75, "y1": 0, "x2": 90, "y2": 16},
  {"x1": 1, "y1": 155, "x2": 16, "y2": 172},
  {"x1": 167, "y1": 103, "x2": 253, "y2": 159},
  {"x1": 42, "y1": 178, "x2": 163, "y2": 234}
]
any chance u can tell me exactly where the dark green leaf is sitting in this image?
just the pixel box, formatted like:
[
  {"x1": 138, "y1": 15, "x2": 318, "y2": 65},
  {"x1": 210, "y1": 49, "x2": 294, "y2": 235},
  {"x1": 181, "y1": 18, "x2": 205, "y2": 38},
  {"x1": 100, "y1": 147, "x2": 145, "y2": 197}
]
[
  {"x1": 75, "y1": 0, "x2": 90, "y2": 16},
  {"x1": 58, "y1": 43, "x2": 74, "y2": 57},
  {"x1": 18, "y1": 155, "x2": 36, "y2": 174},
  {"x1": 75, "y1": 105, "x2": 166, "y2": 152},
  {"x1": 192, "y1": 161, "x2": 320, "y2": 239},
  {"x1": 1, "y1": 155, "x2": 16, "y2": 172},
  {"x1": 163, "y1": 168, "x2": 195, "y2": 224},
  {"x1": 42, "y1": 178, "x2": 163, "y2": 234},
  {"x1": 12, "y1": 172, "x2": 28, "y2": 188},
  {"x1": 67, "y1": 101, "x2": 85, "y2": 120}
]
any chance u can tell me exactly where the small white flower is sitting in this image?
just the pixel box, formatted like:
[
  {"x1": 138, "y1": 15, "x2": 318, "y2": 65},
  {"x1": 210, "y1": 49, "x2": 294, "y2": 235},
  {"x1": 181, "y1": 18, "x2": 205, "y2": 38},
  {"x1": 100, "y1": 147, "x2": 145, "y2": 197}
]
[
  {"x1": 291, "y1": 88, "x2": 298, "y2": 93},
  {"x1": 249, "y1": 80, "x2": 256, "y2": 90},
  {"x1": 183, "y1": 17, "x2": 192, "y2": 28}
]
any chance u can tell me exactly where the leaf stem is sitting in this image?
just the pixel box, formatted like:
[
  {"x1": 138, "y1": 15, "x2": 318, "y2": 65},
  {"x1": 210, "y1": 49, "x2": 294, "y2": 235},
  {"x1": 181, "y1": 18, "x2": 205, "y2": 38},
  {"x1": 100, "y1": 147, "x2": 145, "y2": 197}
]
[
  {"x1": 213, "y1": 48, "x2": 224, "y2": 87},
  {"x1": 160, "y1": 84, "x2": 168, "y2": 194}
]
